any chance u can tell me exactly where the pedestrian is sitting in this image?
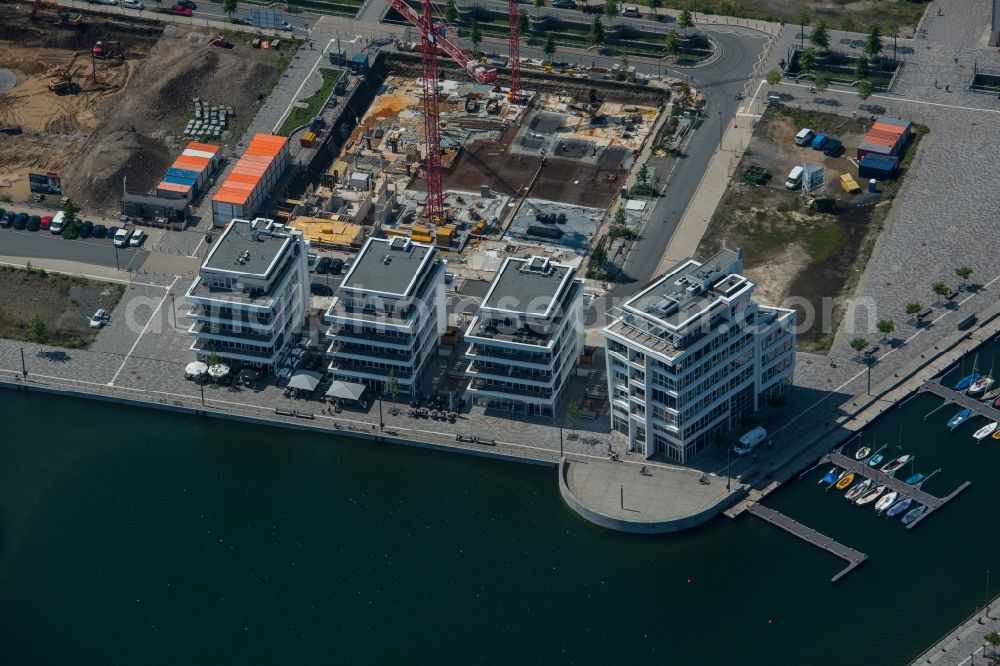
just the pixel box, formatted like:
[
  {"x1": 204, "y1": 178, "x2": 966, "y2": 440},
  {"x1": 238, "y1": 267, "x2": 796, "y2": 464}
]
[{"x1": 945, "y1": 84, "x2": 950, "y2": 92}]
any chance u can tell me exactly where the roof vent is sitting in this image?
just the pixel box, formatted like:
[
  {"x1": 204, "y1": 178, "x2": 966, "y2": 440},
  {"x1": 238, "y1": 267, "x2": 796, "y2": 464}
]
[
  {"x1": 389, "y1": 236, "x2": 410, "y2": 251},
  {"x1": 520, "y1": 255, "x2": 553, "y2": 275}
]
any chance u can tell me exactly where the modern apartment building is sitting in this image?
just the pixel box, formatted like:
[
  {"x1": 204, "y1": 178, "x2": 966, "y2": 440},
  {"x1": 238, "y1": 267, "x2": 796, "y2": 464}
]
[
  {"x1": 323, "y1": 236, "x2": 446, "y2": 395},
  {"x1": 464, "y1": 255, "x2": 585, "y2": 417},
  {"x1": 603, "y1": 249, "x2": 795, "y2": 463},
  {"x1": 185, "y1": 217, "x2": 310, "y2": 373}
]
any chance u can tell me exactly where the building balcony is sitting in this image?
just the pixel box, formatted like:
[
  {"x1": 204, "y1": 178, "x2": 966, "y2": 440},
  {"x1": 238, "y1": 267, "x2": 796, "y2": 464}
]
[
  {"x1": 325, "y1": 324, "x2": 416, "y2": 349},
  {"x1": 467, "y1": 378, "x2": 556, "y2": 401},
  {"x1": 328, "y1": 341, "x2": 414, "y2": 364},
  {"x1": 191, "y1": 338, "x2": 276, "y2": 360},
  {"x1": 325, "y1": 298, "x2": 419, "y2": 328},
  {"x1": 187, "y1": 304, "x2": 274, "y2": 327},
  {"x1": 466, "y1": 344, "x2": 554, "y2": 370},
  {"x1": 328, "y1": 358, "x2": 414, "y2": 380},
  {"x1": 189, "y1": 322, "x2": 277, "y2": 343},
  {"x1": 466, "y1": 360, "x2": 555, "y2": 386},
  {"x1": 464, "y1": 315, "x2": 560, "y2": 349}
]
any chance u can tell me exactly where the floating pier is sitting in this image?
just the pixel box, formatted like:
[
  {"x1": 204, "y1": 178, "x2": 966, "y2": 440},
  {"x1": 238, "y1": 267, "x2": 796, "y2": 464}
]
[
  {"x1": 746, "y1": 503, "x2": 867, "y2": 583},
  {"x1": 921, "y1": 380, "x2": 1000, "y2": 422}
]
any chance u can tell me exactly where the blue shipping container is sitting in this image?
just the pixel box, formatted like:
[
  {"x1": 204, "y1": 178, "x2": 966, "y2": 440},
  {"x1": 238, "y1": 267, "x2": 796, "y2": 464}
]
[
  {"x1": 858, "y1": 154, "x2": 899, "y2": 181},
  {"x1": 166, "y1": 168, "x2": 200, "y2": 181},
  {"x1": 164, "y1": 174, "x2": 198, "y2": 187}
]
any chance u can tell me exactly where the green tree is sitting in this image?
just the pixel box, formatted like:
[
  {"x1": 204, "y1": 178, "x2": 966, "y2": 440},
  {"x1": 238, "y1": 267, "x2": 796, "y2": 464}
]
[
  {"x1": 766, "y1": 67, "x2": 781, "y2": 85},
  {"x1": 798, "y1": 48, "x2": 816, "y2": 73},
  {"x1": 813, "y1": 71, "x2": 829, "y2": 93},
  {"x1": 854, "y1": 54, "x2": 870, "y2": 81},
  {"x1": 857, "y1": 79, "x2": 873, "y2": 100},
  {"x1": 850, "y1": 337, "x2": 869, "y2": 359},
  {"x1": 60, "y1": 198, "x2": 81, "y2": 239},
  {"x1": 678, "y1": 9, "x2": 693, "y2": 34},
  {"x1": 207, "y1": 351, "x2": 222, "y2": 368},
  {"x1": 637, "y1": 163, "x2": 649, "y2": 186},
  {"x1": 534, "y1": 0, "x2": 544, "y2": 6},
  {"x1": 664, "y1": 29, "x2": 681, "y2": 58},
  {"x1": 603, "y1": 0, "x2": 617, "y2": 17},
  {"x1": 543, "y1": 32, "x2": 556, "y2": 57},
  {"x1": 519, "y1": 9, "x2": 529, "y2": 33},
  {"x1": 986, "y1": 632, "x2": 1000, "y2": 659},
  {"x1": 809, "y1": 20, "x2": 829, "y2": 51},
  {"x1": 955, "y1": 266, "x2": 973, "y2": 289},
  {"x1": 469, "y1": 18, "x2": 482, "y2": 53},
  {"x1": 648, "y1": 0, "x2": 661, "y2": 17},
  {"x1": 865, "y1": 24, "x2": 883, "y2": 59},
  {"x1": 932, "y1": 281, "x2": 950, "y2": 304},
  {"x1": 565, "y1": 400, "x2": 580, "y2": 434},
  {"x1": 443, "y1": 0, "x2": 458, "y2": 23},
  {"x1": 387, "y1": 369, "x2": 400, "y2": 410},
  {"x1": 590, "y1": 15, "x2": 605, "y2": 44},
  {"x1": 840, "y1": 16, "x2": 856, "y2": 33},
  {"x1": 614, "y1": 206, "x2": 627, "y2": 226},
  {"x1": 905, "y1": 302, "x2": 922, "y2": 324},
  {"x1": 28, "y1": 315, "x2": 48, "y2": 344},
  {"x1": 795, "y1": 8, "x2": 809, "y2": 47},
  {"x1": 885, "y1": 21, "x2": 899, "y2": 60},
  {"x1": 222, "y1": 0, "x2": 237, "y2": 19},
  {"x1": 876, "y1": 319, "x2": 895, "y2": 341}
]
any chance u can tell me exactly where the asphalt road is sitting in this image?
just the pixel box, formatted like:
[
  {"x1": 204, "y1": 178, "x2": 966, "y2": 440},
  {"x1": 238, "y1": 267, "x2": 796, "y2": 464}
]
[{"x1": 0, "y1": 228, "x2": 149, "y2": 272}]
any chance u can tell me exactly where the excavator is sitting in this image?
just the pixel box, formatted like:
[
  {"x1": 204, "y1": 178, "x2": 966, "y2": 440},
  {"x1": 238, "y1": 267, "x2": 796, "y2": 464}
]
[
  {"x1": 48, "y1": 49, "x2": 88, "y2": 95},
  {"x1": 92, "y1": 40, "x2": 124, "y2": 60},
  {"x1": 30, "y1": 0, "x2": 83, "y2": 27}
]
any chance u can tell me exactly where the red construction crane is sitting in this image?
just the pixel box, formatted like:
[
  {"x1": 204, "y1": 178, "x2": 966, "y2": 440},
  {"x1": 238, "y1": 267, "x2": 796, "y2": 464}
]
[
  {"x1": 385, "y1": 0, "x2": 498, "y2": 224},
  {"x1": 508, "y1": 0, "x2": 522, "y2": 103}
]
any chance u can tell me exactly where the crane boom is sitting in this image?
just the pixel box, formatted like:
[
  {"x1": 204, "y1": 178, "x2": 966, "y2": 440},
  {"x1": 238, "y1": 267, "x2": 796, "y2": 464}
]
[{"x1": 386, "y1": 0, "x2": 497, "y2": 84}]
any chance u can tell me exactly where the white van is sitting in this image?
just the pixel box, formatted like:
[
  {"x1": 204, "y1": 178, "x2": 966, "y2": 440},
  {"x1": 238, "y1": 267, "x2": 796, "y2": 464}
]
[
  {"x1": 785, "y1": 165, "x2": 804, "y2": 190},
  {"x1": 49, "y1": 210, "x2": 65, "y2": 234},
  {"x1": 622, "y1": 4, "x2": 640, "y2": 16},
  {"x1": 794, "y1": 127, "x2": 815, "y2": 146},
  {"x1": 734, "y1": 426, "x2": 767, "y2": 456}
]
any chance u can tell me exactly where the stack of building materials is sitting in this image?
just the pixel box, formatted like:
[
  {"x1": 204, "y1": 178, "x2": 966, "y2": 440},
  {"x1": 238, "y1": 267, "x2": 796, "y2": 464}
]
[
  {"x1": 156, "y1": 142, "x2": 221, "y2": 201},
  {"x1": 184, "y1": 99, "x2": 235, "y2": 139},
  {"x1": 211, "y1": 134, "x2": 290, "y2": 226},
  {"x1": 856, "y1": 117, "x2": 911, "y2": 159}
]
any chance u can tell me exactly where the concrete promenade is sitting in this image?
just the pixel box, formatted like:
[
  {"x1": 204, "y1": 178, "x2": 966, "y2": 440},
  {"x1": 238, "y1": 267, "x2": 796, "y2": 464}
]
[{"x1": 910, "y1": 594, "x2": 1000, "y2": 665}]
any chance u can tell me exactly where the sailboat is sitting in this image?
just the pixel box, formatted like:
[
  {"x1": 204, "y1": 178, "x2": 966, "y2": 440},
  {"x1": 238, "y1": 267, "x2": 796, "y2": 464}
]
[
  {"x1": 845, "y1": 478, "x2": 872, "y2": 502},
  {"x1": 955, "y1": 374, "x2": 981, "y2": 391},
  {"x1": 880, "y1": 454, "x2": 913, "y2": 476},
  {"x1": 886, "y1": 496, "x2": 914, "y2": 518},
  {"x1": 819, "y1": 467, "x2": 840, "y2": 485},
  {"x1": 992, "y1": 428, "x2": 1000, "y2": 440},
  {"x1": 875, "y1": 490, "x2": 899, "y2": 514},
  {"x1": 855, "y1": 446, "x2": 872, "y2": 460},
  {"x1": 904, "y1": 472, "x2": 925, "y2": 485},
  {"x1": 901, "y1": 505, "x2": 928, "y2": 525},
  {"x1": 868, "y1": 451, "x2": 886, "y2": 467},
  {"x1": 948, "y1": 408, "x2": 972, "y2": 429},
  {"x1": 835, "y1": 472, "x2": 855, "y2": 491},
  {"x1": 855, "y1": 484, "x2": 886, "y2": 506},
  {"x1": 969, "y1": 356, "x2": 995, "y2": 394},
  {"x1": 973, "y1": 422, "x2": 999, "y2": 440}
]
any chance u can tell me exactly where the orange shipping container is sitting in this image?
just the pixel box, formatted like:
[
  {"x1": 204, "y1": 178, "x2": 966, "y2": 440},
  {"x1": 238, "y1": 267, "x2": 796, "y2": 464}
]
[{"x1": 186, "y1": 141, "x2": 221, "y2": 154}]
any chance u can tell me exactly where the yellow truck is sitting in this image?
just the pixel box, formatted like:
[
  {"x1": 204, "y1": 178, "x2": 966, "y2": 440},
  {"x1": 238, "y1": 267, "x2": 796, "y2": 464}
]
[{"x1": 840, "y1": 172, "x2": 861, "y2": 194}]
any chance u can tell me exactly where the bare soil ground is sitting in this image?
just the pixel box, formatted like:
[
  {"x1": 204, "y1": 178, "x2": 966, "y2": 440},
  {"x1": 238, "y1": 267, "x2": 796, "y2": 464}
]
[
  {"x1": 0, "y1": 5, "x2": 293, "y2": 212},
  {"x1": 436, "y1": 127, "x2": 624, "y2": 209},
  {"x1": 697, "y1": 108, "x2": 880, "y2": 351},
  {"x1": 0, "y1": 266, "x2": 124, "y2": 348}
]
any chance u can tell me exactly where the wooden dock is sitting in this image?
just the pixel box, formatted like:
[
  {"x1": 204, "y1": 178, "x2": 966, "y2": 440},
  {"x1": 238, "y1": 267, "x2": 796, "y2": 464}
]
[
  {"x1": 746, "y1": 503, "x2": 867, "y2": 583},
  {"x1": 921, "y1": 380, "x2": 1000, "y2": 422},
  {"x1": 826, "y1": 451, "x2": 971, "y2": 530}
]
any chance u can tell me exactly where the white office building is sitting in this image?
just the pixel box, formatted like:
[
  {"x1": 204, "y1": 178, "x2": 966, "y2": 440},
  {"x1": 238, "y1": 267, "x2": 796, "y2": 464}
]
[
  {"x1": 464, "y1": 255, "x2": 585, "y2": 417},
  {"x1": 185, "y1": 218, "x2": 310, "y2": 373},
  {"x1": 323, "y1": 236, "x2": 446, "y2": 395},
  {"x1": 603, "y1": 249, "x2": 795, "y2": 463}
]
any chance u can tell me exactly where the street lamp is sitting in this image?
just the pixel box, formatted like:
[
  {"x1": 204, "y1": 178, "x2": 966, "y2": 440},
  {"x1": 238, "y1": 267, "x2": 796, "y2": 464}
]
[{"x1": 726, "y1": 444, "x2": 731, "y2": 491}]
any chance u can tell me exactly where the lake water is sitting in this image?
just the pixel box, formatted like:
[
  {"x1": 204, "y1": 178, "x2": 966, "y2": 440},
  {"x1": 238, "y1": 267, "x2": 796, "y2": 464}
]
[{"x1": 3, "y1": 343, "x2": 999, "y2": 664}]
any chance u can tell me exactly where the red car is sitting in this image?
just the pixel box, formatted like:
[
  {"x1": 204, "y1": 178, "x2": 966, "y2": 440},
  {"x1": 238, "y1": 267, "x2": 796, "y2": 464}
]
[
  {"x1": 168, "y1": 4, "x2": 192, "y2": 15},
  {"x1": 40, "y1": 215, "x2": 52, "y2": 230}
]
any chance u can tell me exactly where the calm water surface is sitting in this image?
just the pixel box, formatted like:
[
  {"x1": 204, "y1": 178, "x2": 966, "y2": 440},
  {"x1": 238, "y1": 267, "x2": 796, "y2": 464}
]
[{"x1": 2, "y1": 351, "x2": 1000, "y2": 664}]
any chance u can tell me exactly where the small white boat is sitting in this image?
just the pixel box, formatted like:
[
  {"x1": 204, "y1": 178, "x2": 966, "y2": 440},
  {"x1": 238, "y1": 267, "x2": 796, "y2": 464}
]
[
  {"x1": 880, "y1": 454, "x2": 913, "y2": 476},
  {"x1": 855, "y1": 446, "x2": 871, "y2": 460},
  {"x1": 875, "y1": 490, "x2": 899, "y2": 514},
  {"x1": 969, "y1": 375, "x2": 995, "y2": 395},
  {"x1": 855, "y1": 484, "x2": 886, "y2": 506},
  {"x1": 973, "y1": 422, "x2": 999, "y2": 441},
  {"x1": 845, "y1": 478, "x2": 872, "y2": 502}
]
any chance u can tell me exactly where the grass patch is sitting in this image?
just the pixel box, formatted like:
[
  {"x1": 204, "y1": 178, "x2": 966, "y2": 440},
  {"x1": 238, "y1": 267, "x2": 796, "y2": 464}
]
[{"x1": 277, "y1": 68, "x2": 342, "y2": 136}]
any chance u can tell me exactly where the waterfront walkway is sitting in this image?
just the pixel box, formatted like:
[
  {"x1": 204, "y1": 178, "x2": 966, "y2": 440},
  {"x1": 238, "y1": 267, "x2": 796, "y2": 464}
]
[
  {"x1": 910, "y1": 594, "x2": 1000, "y2": 665},
  {"x1": 745, "y1": 503, "x2": 866, "y2": 583}
]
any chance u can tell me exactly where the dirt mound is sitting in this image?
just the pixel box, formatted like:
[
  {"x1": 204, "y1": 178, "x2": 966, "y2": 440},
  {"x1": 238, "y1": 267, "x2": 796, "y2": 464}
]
[{"x1": 67, "y1": 128, "x2": 171, "y2": 206}]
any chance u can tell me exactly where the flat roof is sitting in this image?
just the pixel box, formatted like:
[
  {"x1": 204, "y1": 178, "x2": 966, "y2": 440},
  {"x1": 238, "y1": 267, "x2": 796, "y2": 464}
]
[
  {"x1": 340, "y1": 237, "x2": 436, "y2": 297},
  {"x1": 202, "y1": 219, "x2": 291, "y2": 277},
  {"x1": 481, "y1": 256, "x2": 574, "y2": 317}
]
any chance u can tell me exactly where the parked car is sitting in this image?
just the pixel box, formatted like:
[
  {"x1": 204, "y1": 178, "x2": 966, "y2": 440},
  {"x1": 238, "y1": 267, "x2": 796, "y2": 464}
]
[
  {"x1": 314, "y1": 257, "x2": 333, "y2": 274},
  {"x1": 27, "y1": 215, "x2": 41, "y2": 231},
  {"x1": 240, "y1": 16, "x2": 253, "y2": 25},
  {"x1": 123, "y1": 0, "x2": 145, "y2": 8},
  {"x1": 552, "y1": 0, "x2": 576, "y2": 7},
  {"x1": 279, "y1": 20, "x2": 293, "y2": 31},
  {"x1": 822, "y1": 138, "x2": 844, "y2": 157},
  {"x1": 0, "y1": 212, "x2": 13, "y2": 228},
  {"x1": 114, "y1": 227, "x2": 131, "y2": 247},
  {"x1": 785, "y1": 165, "x2": 804, "y2": 190},
  {"x1": 105, "y1": 226, "x2": 119, "y2": 240},
  {"x1": 80, "y1": 221, "x2": 94, "y2": 238},
  {"x1": 734, "y1": 426, "x2": 767, "y2": 456},
  {"x1": 794, "y1": 127, "x2": 815, "y2": 146},
  {"x1": 307, "y1": 253, "x2": 318, "y2": 271},
  {"x1": 92, "y1": 224, "x2": 107, "y2": 239},
  {"x1": 310, "y1": 282, "x2": 334, "y2": 296},
  {"x1": 329, "y1": 258, "x2": 344, "y2": 275},
  {"x1": 13, "y1": 212, "x2": 28, "y2": 229},
  {"x1": 176, "y1": 0, "x2": 196, "y2": 7},
  {"x1": 129, "y1": 229, "x2": 146, "y2": 247},
  {"x1": 49, "y1": 211, "x2": 65, "y2": 234},
  {"x1": 168, "y1": 4, "x2": 193, "y2": 15},
  {"x1": 811, "y1": 133, "x2": 829, "y2": 150},
  {"x1": 40, "y1": 215, "x2": 52, "y2": 230},
  {"x1": 88, "y1": 308, "x2": 110, "y2": 329}
]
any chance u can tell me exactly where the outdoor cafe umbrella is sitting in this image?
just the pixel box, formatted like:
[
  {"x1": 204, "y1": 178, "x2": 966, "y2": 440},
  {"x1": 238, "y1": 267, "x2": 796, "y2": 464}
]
[
  {"x1": 287, "y1": 371, "x2": 322, "y2": 393},
  {"x1": 185, "y1": 361, "x2": 208, "y2": 378},
  {"x1": 325, "y1": 380, "x2": 366, "y2": 402},
  {"x1": 207, "y1": 363, "x2": 230, "y2": 379}
]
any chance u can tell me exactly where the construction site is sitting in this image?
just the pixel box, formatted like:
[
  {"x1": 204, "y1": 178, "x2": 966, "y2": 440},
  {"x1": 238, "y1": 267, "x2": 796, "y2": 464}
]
[{"x1": 0, "y1": 2, "x2": 295, "y2": 211}]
